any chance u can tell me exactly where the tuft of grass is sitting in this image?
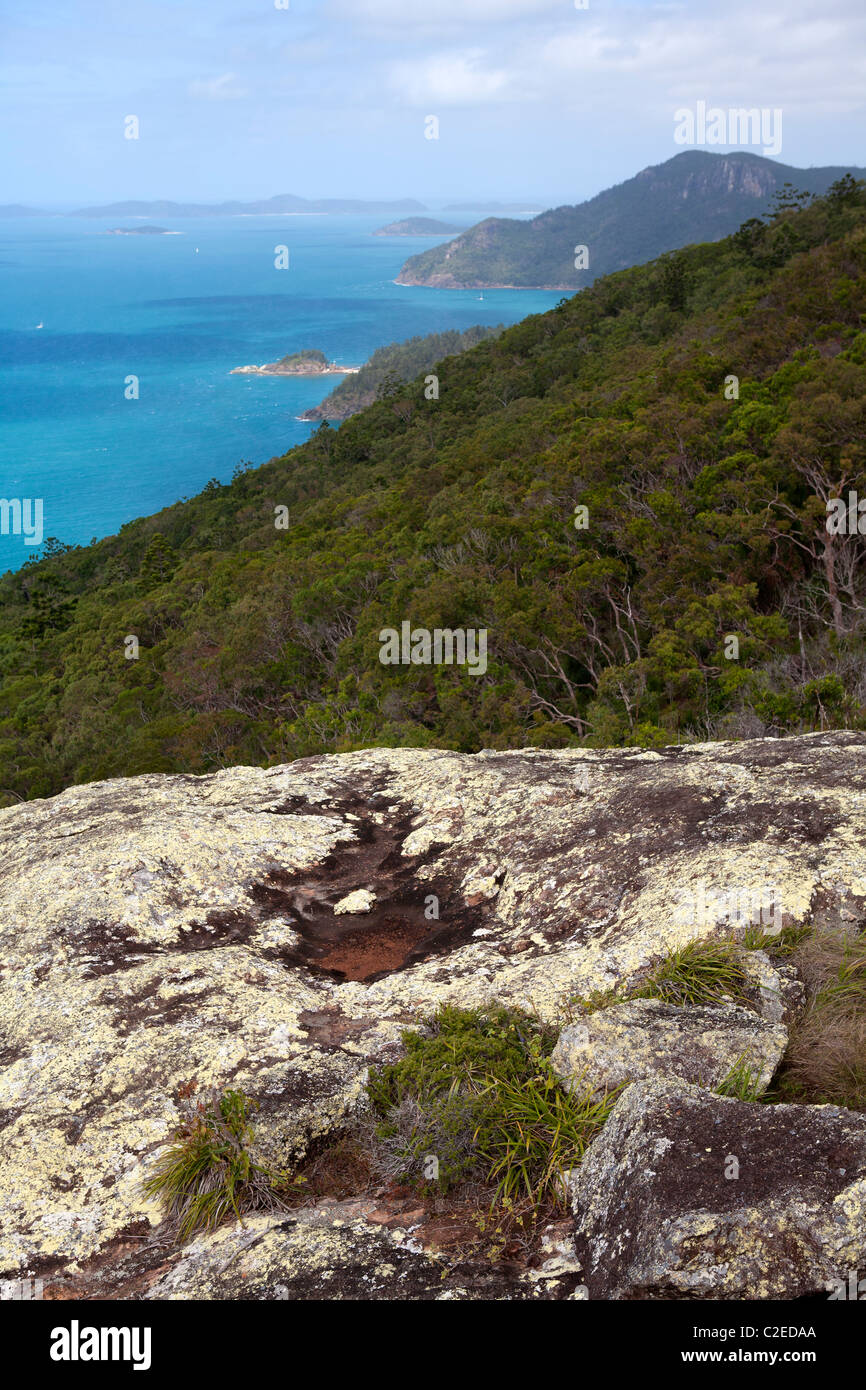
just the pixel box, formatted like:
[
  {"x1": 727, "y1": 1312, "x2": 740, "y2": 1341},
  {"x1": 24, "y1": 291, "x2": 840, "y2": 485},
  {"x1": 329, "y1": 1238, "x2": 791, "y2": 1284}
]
[
  {"x1": 366, "y1": 1004, "x2": 616, "y2": 1209},
  {"x1": 144, "y1": 1086, "x2": 295, "y2": 1242},
  {"x1": 742, "y1": 921, "x2": 812, "y2": 957},
  {"x1": 566, "y1": 936, "x2": 761, "y2": 1018},
  {"x1": 713, "y1": 1053, "x2": 766, "y2": 1101},
  {"x1": 478, "y1": 1068, "x2": 619, "y2": 1207},
  {"x1": 630, "y1": 938, "x2": 754, "y2": 1009},
  {"x1": 772, "y1": 932, "x2": 866, "y2": 1110},
  {"x1": 566, "y1": 987, "x2": 625, "y2": 1017}
]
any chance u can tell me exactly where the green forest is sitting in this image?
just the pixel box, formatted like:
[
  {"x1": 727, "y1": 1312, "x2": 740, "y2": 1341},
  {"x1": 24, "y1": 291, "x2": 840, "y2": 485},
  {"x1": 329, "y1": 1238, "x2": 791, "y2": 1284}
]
[
  {"x1": 301, "y1": 323, "x2": 505, "y2": 420},
  {"x1": 397, "y1": 151, "x2": 866, "y2": 289},
  {"x1": 1, "y1": 176, "x2": 865, "y2": 806}
]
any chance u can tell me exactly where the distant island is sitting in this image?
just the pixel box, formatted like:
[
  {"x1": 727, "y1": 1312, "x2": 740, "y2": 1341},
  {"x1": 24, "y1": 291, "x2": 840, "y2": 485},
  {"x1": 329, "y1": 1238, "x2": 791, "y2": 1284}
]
[
  {"x1": 231, "y1": 348, "x2": 359, "y2": 378},
  {"x1": 373, "y1": 217, "x2": 463, "y2": 236},
  {"x1": 0, "y1": 203, "x2": 47, "y2": 217},
  {"x1": 69, "y1": 194, "x2": 428, "y2": 218},
  {"x1": 106, "y1": 225, "x2": 176, "y2": 236}
]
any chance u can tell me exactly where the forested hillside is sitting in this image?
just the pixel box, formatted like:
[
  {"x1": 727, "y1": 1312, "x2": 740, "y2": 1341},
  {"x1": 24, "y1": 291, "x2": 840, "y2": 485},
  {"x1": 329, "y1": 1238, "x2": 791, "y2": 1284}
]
[
  {"x1": 397, "y1": 151, "x2": 866, "y2": 289},
  {"x1": 1, "y1": 178, "x2": 865, "y2": 805},
  {"x1": 300, "y1": 323, "x2": 505, "y2": 420}
]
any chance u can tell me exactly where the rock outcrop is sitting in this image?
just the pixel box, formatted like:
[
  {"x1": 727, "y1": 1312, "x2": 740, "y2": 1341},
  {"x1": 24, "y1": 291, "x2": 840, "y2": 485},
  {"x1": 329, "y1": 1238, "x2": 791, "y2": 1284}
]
[
  {"x1": 1, "y1": 732, "x2": 865, "y2": 1296},
  {"x1": 140, "y1": 1206, "x2": 584, "y2": 1301},
  {"x1": 551, "y1": 1000, "x2": 788, "y2": 1100},
  {"x1": 571, "y1": 1078, "x2": 866, "y2": 1300}
]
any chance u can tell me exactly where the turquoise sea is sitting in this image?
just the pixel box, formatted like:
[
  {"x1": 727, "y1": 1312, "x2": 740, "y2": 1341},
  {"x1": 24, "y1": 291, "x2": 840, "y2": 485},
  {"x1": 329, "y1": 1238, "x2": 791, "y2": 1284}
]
[{"x1": 0, "y1": 214, "x2": 560, "y2": 572}]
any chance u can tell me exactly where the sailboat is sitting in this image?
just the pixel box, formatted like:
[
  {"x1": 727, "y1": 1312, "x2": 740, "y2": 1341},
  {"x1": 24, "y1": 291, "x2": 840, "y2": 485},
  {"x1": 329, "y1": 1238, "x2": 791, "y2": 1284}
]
[{"x1": 35, "y1": 321, "x2": 43, "y2": 329}]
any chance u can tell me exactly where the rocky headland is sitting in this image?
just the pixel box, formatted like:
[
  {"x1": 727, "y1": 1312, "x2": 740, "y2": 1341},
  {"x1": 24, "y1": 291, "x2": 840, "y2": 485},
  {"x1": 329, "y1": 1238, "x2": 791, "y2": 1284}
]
[{"x1": 373, "y1": 217, "x2": 463, "y2": 236}]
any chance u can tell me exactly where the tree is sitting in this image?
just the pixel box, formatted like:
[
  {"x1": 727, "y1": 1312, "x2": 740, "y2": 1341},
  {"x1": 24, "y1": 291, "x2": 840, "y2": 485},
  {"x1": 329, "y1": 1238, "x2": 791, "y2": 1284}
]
[
  {"x1": 139, "y1": 533, "x2": 177, "y2": 588},
  {"x1": 659, "y1": 253, "x2": 688, "y2": 311}
]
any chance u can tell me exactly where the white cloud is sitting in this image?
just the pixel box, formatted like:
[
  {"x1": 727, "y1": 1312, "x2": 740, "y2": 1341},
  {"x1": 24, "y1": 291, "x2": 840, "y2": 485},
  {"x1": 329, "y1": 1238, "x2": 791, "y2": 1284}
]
[
  {"x1": 381, "y1": 0, "x2": 866, "y2": 119},
  {"x1": 389, "y1": 49, "x2": 513, "y2": 105},
  {"x1": 333, "y1": 0, "x2": 563, "y2": 26},
  {"x1": 189, "y1": 72, "x2": 247, "y2": 101}
]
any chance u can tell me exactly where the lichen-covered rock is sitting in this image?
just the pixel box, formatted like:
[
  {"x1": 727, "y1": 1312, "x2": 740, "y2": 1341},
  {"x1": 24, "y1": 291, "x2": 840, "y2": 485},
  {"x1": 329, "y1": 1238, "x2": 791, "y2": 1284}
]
[
  {"x1": 571, "y1": 1079, "x2": 866, "y2": 1299},
  {"x1": 139, "y1": 1207, "x2": 584, "y2": 1301},
  {"x1": 551, "y1": 1000, "x2": 787, "y2": 1099},
  {"x1": 1, "y1": 732, "x2": 865, "y2": 1289}
]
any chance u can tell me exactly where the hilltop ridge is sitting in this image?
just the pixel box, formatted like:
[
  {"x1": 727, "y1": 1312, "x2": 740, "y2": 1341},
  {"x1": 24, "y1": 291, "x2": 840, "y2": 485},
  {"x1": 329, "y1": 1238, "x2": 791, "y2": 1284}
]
[{"x1": 397, "y1": 151, "x2": 866, "y2": 289}]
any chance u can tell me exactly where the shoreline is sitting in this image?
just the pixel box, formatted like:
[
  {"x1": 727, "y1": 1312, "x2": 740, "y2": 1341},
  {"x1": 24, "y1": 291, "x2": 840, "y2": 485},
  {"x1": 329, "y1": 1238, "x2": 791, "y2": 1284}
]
[
  {"x1": 393, "y1": 276, "x2": 574, "y2": 291},
  {"x1": 231, "y1": 362, "x2": 360, "y2": 377}
]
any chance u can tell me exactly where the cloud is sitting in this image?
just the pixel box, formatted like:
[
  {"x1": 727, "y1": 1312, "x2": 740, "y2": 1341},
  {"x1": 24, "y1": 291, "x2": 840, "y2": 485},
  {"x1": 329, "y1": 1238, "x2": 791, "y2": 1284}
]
[
  {"x1": 189, "y1": 72, "x2": 247, "y2": 101},
  {"x1": 332, "y1": 0, "x2": 563, "y2": 27},
  {"x1": 381, "y1": 0, "x2": 866, "y2": 119},
  {"x1": 388, "y1": 50, "x2": 513, "y2": 106}
]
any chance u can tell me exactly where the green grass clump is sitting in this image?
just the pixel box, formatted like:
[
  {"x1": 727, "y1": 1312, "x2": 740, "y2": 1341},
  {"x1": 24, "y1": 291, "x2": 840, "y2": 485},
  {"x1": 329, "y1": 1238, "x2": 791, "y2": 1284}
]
[
  {"x1": 144, "y1": 1087, "x2": 293, "y2": 1242},
  {"x1": 367, "y1": 1004, "x2": 617, "y2": 1208},
  {"x1": 630, "y1": 938, "x2": 754, "y2": 1008},
  {"x1": 567, "y1": 937, "x2": 759, "y2": 1018},
  {"x1": 477, "y1": 1070, "x2": 618, "y2": 1206},
  {"x1": 713, "y1": 1054, "x2": 766, "y2": 1101},
  {"x1": 742, "y1": 921, "x2": 812, "y2": 957},
  {"x1": 566, "y1": 987, "x2": 625, "y2": 1017}
]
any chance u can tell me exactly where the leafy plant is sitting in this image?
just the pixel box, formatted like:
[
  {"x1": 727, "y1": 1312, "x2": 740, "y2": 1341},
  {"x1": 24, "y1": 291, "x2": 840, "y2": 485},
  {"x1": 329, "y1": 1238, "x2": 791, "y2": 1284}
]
[
  {"x1": 367, "y1": 1005, "x2": 615, "y2": 1209},
  {"x1": 144, "y1": 1086, "x2": 294, "y2": 1241}
]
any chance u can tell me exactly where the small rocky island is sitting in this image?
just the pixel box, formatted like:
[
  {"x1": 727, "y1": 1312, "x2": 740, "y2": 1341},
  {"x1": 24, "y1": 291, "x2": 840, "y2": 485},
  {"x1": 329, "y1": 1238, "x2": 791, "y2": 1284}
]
[
  {"x1": 231, "y1": 348, "x2": 359, "y2": 377},
  {"x1": 373, "y1": 216, "x2": 462, "y2": 236},
  {"x1": 106, "y1": 225, "x2": 176, "y2": 235}
]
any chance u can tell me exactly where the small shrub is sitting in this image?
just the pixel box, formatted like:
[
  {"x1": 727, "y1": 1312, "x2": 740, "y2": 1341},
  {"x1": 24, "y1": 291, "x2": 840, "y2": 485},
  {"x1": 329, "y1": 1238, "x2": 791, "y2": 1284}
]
[
  {"x1": 367, "y1": 1005, "x2": 616, "y2": 1208},
  {"x1": 144, "y1": 1087, "x2": 294, "y2": 1241}
]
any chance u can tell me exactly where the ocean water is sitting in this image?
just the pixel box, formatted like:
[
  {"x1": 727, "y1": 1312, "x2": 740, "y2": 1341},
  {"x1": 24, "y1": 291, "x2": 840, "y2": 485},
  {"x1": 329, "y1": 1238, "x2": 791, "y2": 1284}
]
[{"x1": 0, "y1": 215, "x2": 561, "y2": 572}]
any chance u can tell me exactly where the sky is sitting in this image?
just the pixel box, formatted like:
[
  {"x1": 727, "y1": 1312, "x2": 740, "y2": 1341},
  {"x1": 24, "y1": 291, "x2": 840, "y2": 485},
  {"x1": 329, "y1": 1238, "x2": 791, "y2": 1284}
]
[{"x1": 1, "y1": 0, "x2": 865, "y2": 207}]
